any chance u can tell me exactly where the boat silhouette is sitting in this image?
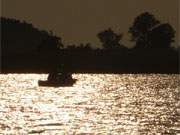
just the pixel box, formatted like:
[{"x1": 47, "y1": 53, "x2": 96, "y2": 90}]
[{"x1": 38, "y1": 73, "x2": 77, "y2": 87}]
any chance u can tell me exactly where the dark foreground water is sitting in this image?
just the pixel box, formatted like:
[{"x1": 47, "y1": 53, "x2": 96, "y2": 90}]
[{"x1": 0, "y1": 74, "x2": 179, "y2": 134}]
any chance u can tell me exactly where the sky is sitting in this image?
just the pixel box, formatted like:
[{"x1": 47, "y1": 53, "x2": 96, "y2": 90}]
[{"x1": 2, "y1": 0, "x2": 179, "y2": 48}]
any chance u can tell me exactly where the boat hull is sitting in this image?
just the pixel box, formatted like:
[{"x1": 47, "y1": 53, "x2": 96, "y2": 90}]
[{"x1": 38, "y1": 79, "x2": 77, "y2": 87}]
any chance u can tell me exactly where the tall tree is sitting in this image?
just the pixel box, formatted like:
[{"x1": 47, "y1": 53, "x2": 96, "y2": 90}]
[
  {"x1": 129, "y1": 12, "x2": 160, "y2": 48},
  {"x1": 148, "y1": 23, "x2": 175, "y2": 48},
  {"x1": 97, "y1": 28, "x2": 123, "y2": 49},
  {"x1": 38, "y1": 31, "x2": 64, "y2": 52}
]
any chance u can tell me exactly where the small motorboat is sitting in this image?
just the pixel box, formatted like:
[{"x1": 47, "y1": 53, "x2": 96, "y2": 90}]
[{"x1": 38, "y1": 78, "x2": 77, "y2": 87}]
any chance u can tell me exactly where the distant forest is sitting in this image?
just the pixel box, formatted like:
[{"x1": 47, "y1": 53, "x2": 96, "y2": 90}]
[{"x1": 1, "y1": 12, "x2": 179, "y2": 73}]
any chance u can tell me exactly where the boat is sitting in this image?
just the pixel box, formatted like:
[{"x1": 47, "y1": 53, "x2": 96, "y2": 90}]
[{"x1": 38, "y1": 78, "x2": 77, "y2": 87}]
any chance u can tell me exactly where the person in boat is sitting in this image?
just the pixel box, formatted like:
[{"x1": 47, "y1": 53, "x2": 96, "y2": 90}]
[
  {"x1": 47, "y1": 64, "x2": 73, "y2": 83},
  {"x1": 47, "y1": 70, "x2": 59, "y2": 82},
  {"x1": 47, "y1": 64, "x2": 64, "y2": 82},
  {"x1": 58, "y1": 64, "x2": 73, "y2": 82},
  {"x1": 62, "y1": 64, "x2": 73, "y2": 82}
]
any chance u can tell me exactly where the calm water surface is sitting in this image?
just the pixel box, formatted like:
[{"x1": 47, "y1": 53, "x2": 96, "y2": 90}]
[{"x1": 0, "y1": 74, "x2": 179, "y2": 134}]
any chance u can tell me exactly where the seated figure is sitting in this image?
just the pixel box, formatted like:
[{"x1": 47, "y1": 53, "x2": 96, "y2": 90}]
[
  {"x1": 48, "y1": 72, "x2": 58, "y2": 82},
  {"x1": 58, "y1": 72, "x2": 72, "y2": 83},
  {"x1": 48, "y1": 71, "x2": 73, "y2": 83}
]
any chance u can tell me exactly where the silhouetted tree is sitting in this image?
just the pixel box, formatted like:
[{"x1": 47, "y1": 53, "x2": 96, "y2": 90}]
[
  {"x1": 148, "y1": 23, "x2": 175, "y2": 48},
  {"x1": 129, "y1": 12, "x2": 160, "y2": 48},
  {"x1": 38, "y1": 31, "x2": 64, "y2": 52},
  {"x1": 1, "y1": 17, "x2": 64, "y2": 55},
  {"x1": 77, "y1": 43, "x2": 92, "y2": 50},
  {"x1": 97, "y1": 28, "x2": 124, "y2": 49},
  {"x1": 66, "y1": 45, "x2": 77, "y2": 50},
  {"x1": 66, "y1": 43, "x2": 92, "y2": 51}
]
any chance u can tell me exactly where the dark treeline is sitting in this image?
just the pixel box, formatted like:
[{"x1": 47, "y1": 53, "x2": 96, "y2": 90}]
[
  {"x1": 129, "y1": 12, "x2": 176, "y2": 49},
  {"x1": 1, "y1": 12, "x2": 179, "y2": 73},
  {"x1": 1, "y1": 17, "x2": 63, "y2": 55}
]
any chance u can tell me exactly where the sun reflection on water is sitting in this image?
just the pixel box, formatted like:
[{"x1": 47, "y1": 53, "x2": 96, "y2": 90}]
[{"x1": 0, "y1": 74, "x2": 179, "y2": 134}]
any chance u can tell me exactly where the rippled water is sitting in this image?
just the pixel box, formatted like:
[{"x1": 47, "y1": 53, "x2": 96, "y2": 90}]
[{"x1": 0, "y1": 74, "x2": 179, "y2": 134}]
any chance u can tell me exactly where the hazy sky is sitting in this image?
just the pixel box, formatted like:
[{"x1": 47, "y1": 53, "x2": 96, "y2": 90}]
[{"x1": 2, "y1": 0, "x2": 179, "y2": 47}]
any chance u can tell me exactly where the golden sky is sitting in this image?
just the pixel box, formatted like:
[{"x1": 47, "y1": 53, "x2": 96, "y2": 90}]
[{"x1": 2, "y1": 0, "x2": 179, "y2": 47}]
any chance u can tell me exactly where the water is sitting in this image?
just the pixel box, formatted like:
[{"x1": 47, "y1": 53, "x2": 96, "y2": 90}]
[{"x1": 0, "y1": 74, "x2": 179, "y2": 134}]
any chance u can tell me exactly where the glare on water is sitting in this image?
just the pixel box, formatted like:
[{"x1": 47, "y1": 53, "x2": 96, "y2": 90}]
[{"x1": 0, "y1": 74, "x2": 179, "y2": 134}]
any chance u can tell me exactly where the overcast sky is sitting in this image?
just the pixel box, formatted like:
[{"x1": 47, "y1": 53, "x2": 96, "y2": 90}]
[{"x1": 2, "y1": 0, "x2": 179, "y2": 47}]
